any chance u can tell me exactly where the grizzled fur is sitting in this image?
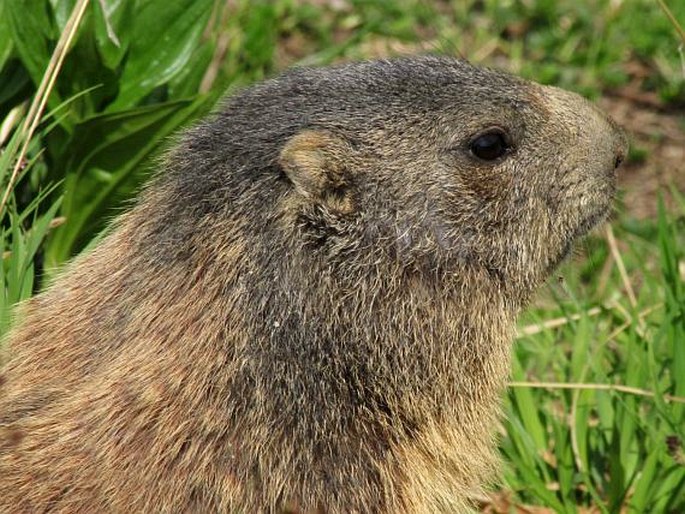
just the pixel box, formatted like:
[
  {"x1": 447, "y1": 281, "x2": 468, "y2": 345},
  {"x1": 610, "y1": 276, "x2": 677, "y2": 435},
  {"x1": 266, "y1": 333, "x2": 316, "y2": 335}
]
[{"x1": 0, "y1": 56, "x2": 626, "y2": 513}]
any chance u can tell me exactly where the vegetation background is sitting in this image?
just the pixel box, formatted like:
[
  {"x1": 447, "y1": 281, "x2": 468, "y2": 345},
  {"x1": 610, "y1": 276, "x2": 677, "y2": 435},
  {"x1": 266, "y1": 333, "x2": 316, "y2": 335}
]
[{"x1": 1, "y1": 0, "x2": 684, "y2": 511}]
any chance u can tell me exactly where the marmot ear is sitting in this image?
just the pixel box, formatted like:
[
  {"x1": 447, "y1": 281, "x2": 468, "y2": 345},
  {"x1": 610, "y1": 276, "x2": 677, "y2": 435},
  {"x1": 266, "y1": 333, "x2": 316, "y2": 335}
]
[{"x1": 279, "y1": 130, "x2": 354, "y2": 213}]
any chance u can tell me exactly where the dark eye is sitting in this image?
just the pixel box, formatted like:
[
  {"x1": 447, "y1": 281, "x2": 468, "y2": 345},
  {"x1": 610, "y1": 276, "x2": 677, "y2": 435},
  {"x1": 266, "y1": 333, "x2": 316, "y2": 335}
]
[{"x1": 469, "y1": 129, "x2": 510, "y2": 161}]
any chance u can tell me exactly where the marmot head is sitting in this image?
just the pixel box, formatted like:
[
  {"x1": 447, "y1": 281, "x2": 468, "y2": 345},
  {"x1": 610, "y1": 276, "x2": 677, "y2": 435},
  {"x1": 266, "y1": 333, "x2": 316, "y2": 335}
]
[{"x1": 158, "y1": 56, "x2": 627, "y2": 304}]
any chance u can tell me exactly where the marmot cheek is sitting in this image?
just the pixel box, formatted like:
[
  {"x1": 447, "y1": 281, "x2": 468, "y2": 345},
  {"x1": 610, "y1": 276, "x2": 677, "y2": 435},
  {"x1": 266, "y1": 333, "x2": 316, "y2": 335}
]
[{"x1": 461, "y1": 167, "x2": 512, "y2": 203}]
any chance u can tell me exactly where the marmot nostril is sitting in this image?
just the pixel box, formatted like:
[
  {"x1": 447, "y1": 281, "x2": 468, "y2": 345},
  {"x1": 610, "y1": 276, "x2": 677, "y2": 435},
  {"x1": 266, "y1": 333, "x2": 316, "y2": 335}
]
[{"x1": 614, "y1": 153, "x2": 624, "y2": 170}]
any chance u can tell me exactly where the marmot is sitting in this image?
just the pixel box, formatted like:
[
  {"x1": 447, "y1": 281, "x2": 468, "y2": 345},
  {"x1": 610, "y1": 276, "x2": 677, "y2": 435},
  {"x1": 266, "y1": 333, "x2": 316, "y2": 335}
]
[{"x1": 0, "y1": 56, "x2": 626, "y2": 513}]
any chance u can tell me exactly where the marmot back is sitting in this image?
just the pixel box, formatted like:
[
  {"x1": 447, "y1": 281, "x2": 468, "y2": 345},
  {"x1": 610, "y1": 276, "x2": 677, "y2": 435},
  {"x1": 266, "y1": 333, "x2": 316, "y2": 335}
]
[{"x1": 0, "y1": 56, "x2": 626, "y2": 513}]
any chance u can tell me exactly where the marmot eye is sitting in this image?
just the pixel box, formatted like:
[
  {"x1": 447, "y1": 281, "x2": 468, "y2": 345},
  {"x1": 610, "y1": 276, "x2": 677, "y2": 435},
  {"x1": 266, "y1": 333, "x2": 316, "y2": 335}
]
[{"x1": 469, "y1": 129, "x2": 510, "y2": 161}]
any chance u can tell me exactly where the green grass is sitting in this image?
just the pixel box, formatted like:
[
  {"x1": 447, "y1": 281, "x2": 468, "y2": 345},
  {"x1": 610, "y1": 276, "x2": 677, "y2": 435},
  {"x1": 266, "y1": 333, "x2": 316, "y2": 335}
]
[
  {"x1": 0, "y1": 105, "x2": 62, "y2": 335},
  {"x1": 1, "y1": 0, "x2": 684, "y2": 511},
  {"x1": 503, "y1": 204, "x2": 685, "y2": 512}
]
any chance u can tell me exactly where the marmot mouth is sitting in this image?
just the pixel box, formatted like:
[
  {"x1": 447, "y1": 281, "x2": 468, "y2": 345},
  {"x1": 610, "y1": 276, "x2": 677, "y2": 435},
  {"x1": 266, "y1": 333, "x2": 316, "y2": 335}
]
[
  {"x1": 547, "y1": 204, "x2": 612, "y2": 274},
  {"x1": 572, "y1": 203, "x2": 612, "y2": 240}
]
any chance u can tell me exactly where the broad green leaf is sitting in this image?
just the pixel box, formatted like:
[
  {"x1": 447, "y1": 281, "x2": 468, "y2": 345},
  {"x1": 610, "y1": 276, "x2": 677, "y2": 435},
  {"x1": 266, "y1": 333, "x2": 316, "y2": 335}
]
[
  {"x1": 108, "y1": 0, "x2": 213, "y2": 110},
  {"x1": 0, "y1": 1, "x2": 14, "y2": 71},
  {"x1": 607, "y1": 423, "x2": 627, "y2": 511},
  {"x1": 5, "y1": 0, "x2": 56, "y2": 89},
  {"x1": 0, "y1": 61, "x2": 32, "y2": 121},
  {"x1": 52, "y1": 18, "x2": 121, "y2": 125},
  {"x1": 573, "y1": 389, "x2": 593, "y2": 478},
  {"x1": 20, "y1": 197, "x2": 63, "y2": 290},
  {"x1": 510, "y1": 357, "x2": 547, "y2": 451},
  {"x1": 629, "y1": 449, "x2": 661, "y2": 513},
  {"x1": 49, "y1": 0, "x2": 77, "y2": 33},
  {"x1": 168, "y1": 41, "x2": 214, "y2": 98},
  {"x1": 45, "y1": 96, "x2": 210, "y2": 266},
  {"x1": 92, "y1": 0, "x2": 132, "y2": 69},
  {"x1": 551, "y1": 421, "x2": 574, "y2": 508},
  {"x1": 656, "y1": 466, "x2": 685, "y2": 512},
  {"x1": 500, "y1": 421, "x2": 566, "y2": 511},
  {"x1": 2, "y1": 184, "x2": 61, "y2": 330}
]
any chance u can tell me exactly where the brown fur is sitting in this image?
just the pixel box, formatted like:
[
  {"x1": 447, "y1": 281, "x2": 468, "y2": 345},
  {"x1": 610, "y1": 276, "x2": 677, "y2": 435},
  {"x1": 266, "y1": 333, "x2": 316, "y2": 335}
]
[{"x1": 0, "y1": 56, "x2": 626, "y2": 513}]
